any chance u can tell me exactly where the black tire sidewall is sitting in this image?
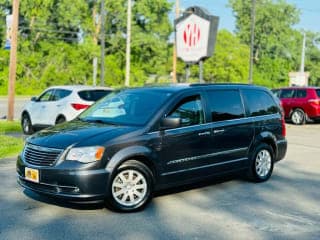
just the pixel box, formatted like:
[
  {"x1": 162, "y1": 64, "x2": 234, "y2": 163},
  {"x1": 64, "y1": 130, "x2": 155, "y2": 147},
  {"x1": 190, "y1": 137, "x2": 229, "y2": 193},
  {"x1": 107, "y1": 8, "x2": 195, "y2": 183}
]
[
  {"x1": 291, "y1": 109, "x2": 305, "y2": 125},
  {"x1": 249, "y1": 143, "x2": 274, "y2": 182},
  {"x1": 21, "y1": 114, "x2": 33, "y2": 135},
  {"x1": 107, "y1": 161, "x2": 153, "y2": 212}
]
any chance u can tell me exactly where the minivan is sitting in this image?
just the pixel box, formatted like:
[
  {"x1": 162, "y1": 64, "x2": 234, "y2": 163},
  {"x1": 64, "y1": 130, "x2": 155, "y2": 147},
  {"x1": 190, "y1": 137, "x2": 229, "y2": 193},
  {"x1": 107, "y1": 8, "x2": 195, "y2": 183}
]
[{"x1": 17, "y1": 84, "x2": 287, "y2": 212}]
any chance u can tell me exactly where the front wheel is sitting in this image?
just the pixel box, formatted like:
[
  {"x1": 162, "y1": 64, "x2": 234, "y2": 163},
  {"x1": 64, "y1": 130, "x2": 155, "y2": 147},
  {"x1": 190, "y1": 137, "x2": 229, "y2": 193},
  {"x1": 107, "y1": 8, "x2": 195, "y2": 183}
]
[
  {"x1": 21, "y1": 114, "x2": 34, "y2": 135},
  {"x1": 107, "y1": 160, "x2": 153, "y2": 212},
  {"x1": 247, "y1": 144, "x2": 274, "y2": 182}
]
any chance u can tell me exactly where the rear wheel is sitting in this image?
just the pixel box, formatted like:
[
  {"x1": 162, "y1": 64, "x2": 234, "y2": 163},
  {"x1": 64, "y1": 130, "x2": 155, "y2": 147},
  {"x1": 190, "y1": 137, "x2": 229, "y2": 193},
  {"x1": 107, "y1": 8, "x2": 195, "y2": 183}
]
[
  {"x1": 247, "y1": 143, "x2": 274, "y2": 182},
  {"x1": 291, "y1": 109, "x2": 306, "y2": 125},
  {"x1": 55, "y1": 116, "x2": 66, "y2": 125},
  {"x1": 21, "y1": 113, "x2": 34, "y2": 135},
  {"x1": 107, "y1": 160, "x2": 153, "y2": 212}
]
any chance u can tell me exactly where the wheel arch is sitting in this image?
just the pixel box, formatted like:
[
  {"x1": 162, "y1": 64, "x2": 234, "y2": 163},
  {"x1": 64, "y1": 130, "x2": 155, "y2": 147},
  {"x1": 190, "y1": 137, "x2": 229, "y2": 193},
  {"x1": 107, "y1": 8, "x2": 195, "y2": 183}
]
[
  {"x1": 55, "y1": 114, "x2": 66, "y2": 124},
  {"x1": 251, "y1": 132, "x2": 277, "y2": 159}
]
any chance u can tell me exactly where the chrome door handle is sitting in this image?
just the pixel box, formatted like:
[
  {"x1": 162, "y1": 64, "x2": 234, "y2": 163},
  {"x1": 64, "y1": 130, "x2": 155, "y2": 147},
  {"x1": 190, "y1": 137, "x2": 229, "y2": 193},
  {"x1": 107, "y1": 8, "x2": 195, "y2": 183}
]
[
  {"x1": 214, "y1": 129, "x2": 225, "y2": 134},
  {"x1": 198, "y1": 131, "x2": 211, "y2": 136}
]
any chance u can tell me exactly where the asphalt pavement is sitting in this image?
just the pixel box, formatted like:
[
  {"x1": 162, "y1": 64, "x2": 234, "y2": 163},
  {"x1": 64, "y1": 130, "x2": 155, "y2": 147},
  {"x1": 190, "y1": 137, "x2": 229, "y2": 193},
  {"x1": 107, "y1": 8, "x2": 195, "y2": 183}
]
[
  {"x1": 0, "y1": 124, "x2": 319, "y2": 240},
  {"x1": 0, "y1": 96, "x2": 29, "y2": 120}
]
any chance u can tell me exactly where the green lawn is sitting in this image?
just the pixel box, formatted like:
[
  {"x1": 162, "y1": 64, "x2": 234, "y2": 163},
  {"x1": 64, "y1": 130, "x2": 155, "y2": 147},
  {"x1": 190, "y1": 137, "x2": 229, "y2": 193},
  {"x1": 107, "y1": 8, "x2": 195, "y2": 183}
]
[
  {"x1": 0, "y1": 121, "x2": 24, "y2": 159},
  {"x1": 0, "y1": 120, "x2": 22, "y2": 133},
  {"x1": 0, "y1": 135, "x2": 24, "y2": 159}
]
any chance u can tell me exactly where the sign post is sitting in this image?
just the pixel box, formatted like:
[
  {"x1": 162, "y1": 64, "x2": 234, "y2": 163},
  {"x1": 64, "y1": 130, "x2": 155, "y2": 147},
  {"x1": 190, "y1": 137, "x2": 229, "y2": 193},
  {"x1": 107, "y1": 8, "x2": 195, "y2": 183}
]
[{"x1": 175, "y1": 6, "x2": 219, "y2": 82}]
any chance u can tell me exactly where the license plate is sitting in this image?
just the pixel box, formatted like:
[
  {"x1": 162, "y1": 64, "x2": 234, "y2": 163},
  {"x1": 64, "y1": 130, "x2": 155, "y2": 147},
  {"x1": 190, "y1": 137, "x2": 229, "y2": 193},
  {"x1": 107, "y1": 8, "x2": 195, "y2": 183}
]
[{"x1": 25, "y1": 167, "x2": 39, "y2": 183}]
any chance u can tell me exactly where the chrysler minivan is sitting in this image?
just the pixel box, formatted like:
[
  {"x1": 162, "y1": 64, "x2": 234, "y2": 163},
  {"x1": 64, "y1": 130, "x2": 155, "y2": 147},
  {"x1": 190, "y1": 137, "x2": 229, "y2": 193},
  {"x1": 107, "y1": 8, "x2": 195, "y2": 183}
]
[{"x1": 17, "y1": 84, "x2": 287, "y2": 212}]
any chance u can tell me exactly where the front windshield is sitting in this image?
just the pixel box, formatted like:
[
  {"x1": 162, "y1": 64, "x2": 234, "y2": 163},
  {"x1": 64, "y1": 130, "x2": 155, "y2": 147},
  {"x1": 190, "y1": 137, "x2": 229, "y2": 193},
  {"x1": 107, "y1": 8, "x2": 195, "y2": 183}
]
[{"x1": 79, "y1": 89, "x2": 172, "y2": 126}]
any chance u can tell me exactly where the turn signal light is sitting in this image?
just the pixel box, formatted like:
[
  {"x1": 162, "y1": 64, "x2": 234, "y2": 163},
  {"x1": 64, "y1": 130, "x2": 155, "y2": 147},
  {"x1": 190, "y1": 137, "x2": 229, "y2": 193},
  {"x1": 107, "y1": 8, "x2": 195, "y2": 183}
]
[{"x1": 71, "y1": 103, "x2": 90, "y2": 110}]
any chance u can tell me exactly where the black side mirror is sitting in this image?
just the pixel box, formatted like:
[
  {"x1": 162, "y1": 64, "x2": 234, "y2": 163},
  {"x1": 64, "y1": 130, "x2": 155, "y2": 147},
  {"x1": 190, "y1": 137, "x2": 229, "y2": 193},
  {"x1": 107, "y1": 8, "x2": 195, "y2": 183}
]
[
  {"x1": 160, "y1": 117, "x2": 181, "y2": 130},
  {"x1": 31, "y1": 96, "x2": 38, "y2": 102}
]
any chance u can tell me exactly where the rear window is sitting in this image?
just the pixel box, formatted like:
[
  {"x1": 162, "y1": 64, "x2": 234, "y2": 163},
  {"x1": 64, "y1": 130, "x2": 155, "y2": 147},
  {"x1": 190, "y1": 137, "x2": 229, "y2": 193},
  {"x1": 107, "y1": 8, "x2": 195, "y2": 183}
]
[
  {"x1": 78, "y1": 90, "x2": 112, "y2": 101},
  {"x1": 242, "y1": 89, "x2": 279, "y2": 117},
  {"x1": 316, "y1": 89, "x2": 320, "y2": 98}
]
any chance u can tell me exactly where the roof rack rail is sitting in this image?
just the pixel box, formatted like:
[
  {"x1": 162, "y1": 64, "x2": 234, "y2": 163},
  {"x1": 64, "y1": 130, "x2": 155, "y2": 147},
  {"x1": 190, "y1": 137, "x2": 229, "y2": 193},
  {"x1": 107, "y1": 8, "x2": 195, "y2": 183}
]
[{"x1": 190, "y1": 83, "x2": 252, "y2": 87}]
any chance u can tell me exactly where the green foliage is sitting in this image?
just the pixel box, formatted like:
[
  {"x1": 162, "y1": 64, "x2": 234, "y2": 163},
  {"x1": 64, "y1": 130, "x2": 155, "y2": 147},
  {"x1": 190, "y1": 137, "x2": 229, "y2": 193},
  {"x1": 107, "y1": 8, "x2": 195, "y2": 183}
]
[
  {"x1": 0, "y1": 120, "x2": 21, "y2": 133},
  {"x1": 0, "y1": 134, "x2": 24, "y2": 159}
]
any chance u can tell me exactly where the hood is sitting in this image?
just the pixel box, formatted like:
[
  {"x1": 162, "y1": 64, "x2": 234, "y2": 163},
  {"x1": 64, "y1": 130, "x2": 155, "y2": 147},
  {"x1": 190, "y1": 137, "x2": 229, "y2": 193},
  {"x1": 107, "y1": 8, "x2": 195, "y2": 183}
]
[{"x1": 27, "y1": 120, "x2": 140, "y2": 149}]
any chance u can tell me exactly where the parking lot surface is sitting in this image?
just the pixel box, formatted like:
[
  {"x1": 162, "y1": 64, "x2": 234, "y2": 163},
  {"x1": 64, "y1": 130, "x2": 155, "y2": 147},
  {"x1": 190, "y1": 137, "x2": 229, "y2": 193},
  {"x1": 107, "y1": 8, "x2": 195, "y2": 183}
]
[{"x1": 0, "y1": 124, "x2": 319, "y2": 240}]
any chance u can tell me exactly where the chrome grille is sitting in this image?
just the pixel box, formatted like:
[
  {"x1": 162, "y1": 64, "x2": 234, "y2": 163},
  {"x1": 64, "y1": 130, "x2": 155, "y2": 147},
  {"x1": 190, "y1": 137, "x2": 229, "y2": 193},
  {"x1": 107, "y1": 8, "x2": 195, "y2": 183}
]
[{"x1": 23, "y1": 144, "x2": 63, "y2": 167}]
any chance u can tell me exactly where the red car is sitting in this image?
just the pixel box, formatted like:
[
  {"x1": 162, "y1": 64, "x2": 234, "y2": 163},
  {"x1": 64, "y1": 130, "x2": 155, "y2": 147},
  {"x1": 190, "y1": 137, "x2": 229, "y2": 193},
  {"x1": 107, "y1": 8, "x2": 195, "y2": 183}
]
[{"x1": 272, "y1": 87, "x2": 320, "y2": 125}]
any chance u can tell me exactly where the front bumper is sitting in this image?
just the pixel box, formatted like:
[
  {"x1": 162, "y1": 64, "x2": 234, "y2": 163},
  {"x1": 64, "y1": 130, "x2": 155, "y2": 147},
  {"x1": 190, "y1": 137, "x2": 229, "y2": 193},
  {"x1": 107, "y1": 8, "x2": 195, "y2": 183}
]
[{"x1": 16, "y1": 155, "x2": 111, "y2": 202}]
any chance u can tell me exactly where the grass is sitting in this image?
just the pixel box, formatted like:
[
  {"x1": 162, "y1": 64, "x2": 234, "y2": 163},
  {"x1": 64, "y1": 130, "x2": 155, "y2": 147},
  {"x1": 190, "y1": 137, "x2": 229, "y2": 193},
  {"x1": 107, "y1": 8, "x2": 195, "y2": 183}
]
[
  {"x1": 0, "y1": 135, "x2": 24, "y2": 158},
  {"x1": 0, "y1": 120, "x2": 23, "y2": 159},
  {"x1": 0, "y1": 120, "x2": 22, "y2": 133}
]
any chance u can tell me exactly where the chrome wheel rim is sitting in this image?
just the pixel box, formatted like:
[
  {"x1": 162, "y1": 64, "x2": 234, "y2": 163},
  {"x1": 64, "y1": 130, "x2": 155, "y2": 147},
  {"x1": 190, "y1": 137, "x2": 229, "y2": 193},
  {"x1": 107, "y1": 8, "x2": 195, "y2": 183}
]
[
  {"x1": 23, "y1": 117, "x2": 29, "y2": 132},
  {"x1": 255, "y1": 150, "x2": 271, "y2": 178},
  {"x1": 292, "y1": 111, "x2": 303, "y2": 124},
  {"x1": 112, "y1": 169, "x2": 147, "y2": 207}
]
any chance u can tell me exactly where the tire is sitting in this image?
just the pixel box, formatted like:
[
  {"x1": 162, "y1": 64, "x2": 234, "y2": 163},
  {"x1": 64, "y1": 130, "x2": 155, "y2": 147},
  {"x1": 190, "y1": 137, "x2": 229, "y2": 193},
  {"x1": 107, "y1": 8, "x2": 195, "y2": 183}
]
[
  {"x1": 21, "y1": 113, "x2": 34, "y2": 135},
  {"x1": 106, "y1": 160, "x2": 153, "y2": 212},
  {"x1": 247, "y1": 143, "x2": 274, "y2": 183},
  {"x1": 291, "y1": 109, "x2": 306, "y2": 125},
  {"x1": 55, "y1": 116, "x2": 66, "y2": 125}
]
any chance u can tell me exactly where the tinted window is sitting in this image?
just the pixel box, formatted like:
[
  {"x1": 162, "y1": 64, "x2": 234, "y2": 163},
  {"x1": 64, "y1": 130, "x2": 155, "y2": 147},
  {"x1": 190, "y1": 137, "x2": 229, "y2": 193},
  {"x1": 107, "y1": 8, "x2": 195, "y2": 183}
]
[
  {"x1": 78, "y1": 90, "x2": 112, "y2": 101},
  {"x1": 52, "y1": 89, "x2": 72, "y2": 101},
  {"x1": 280, "y1": 89, "x2": 295, "y2": 98},
  {"x1": 316, "y1": 89, "x2": 320, "y2": 98},
  {"x1": 38, "y1": 90, "x2": 54, "y2": 102},
  {"x1": 271, "y1": 89, "x2": 280, "y2": 98},
  {"x1": 242, "y1": 90, "x2": 279, "y2": 117},
  {"x1": 207, "y1": 90, "x2": 245, "y2": 122},
  {"x1": 79, "y1": 90, "x2": 171, "y2": 126},
  {"x1": 296, "y1": 89, "x2": 307, "y2": 98},
  {"x1": 168, "y1": 96, "x2": 204, "y2": 127}
]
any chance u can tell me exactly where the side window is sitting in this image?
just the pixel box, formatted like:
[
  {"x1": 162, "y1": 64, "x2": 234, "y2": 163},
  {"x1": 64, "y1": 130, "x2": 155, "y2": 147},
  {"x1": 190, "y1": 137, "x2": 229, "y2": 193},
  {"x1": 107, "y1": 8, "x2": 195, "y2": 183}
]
[
  {"x1": 296, "y1": 89, "x2": 307, "y2": 98},
  {"x1": 52, "y1": 89, "x2": 72, "y2": 101},
  {"x1": 271, "y1": 89, "x2": 280, "y2": 98},
  {"x1": 38, "y1": 90, "x2": 54, "y2": 102},
  {"x1": 242, "y1": 90, "x2": 279, "y2": 117},
  {"x1": 280, "y1": 89, "x2": 295, "y2": 99},
  {"x1": 168, "y1": 96, "x2": 204, "y2": 127},
  {"x1": 206, "y1": 90, "x2": 245, "y2": 122}
]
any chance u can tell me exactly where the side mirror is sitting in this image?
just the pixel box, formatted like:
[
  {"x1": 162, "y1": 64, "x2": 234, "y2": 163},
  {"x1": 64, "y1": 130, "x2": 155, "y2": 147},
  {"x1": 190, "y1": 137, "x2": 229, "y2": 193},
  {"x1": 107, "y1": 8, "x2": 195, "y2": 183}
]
[
  {"x1": 31, "y1": 96, "x2": 38, "y2": 102},
  {"x1": 160, "y1": 117, "x2": 181, "y2": 130}
]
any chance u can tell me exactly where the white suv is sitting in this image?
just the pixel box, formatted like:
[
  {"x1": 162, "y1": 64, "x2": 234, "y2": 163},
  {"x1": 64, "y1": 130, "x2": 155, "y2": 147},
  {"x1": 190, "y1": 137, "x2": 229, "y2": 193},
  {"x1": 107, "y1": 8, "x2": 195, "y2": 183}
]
[{"x1": 21, "y1": 85, "x2": 113, "y2": 134}]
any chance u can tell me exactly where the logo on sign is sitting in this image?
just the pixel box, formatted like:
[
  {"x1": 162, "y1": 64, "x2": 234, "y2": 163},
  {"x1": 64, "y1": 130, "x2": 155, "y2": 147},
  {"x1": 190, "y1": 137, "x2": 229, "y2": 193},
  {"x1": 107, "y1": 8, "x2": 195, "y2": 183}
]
[{"x1": 183, "y1": 23, "x2": 201, "y2": 48}]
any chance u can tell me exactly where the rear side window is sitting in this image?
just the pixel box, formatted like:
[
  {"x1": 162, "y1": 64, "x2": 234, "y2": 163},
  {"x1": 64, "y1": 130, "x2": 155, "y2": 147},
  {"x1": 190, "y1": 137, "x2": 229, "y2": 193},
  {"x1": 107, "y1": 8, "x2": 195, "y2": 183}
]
[
  {"x1": 316, "y1": 89, "x2": 320, "y2": 98},
  {"x1": 78, "y1": 90, "x2": 112, "y2": 101},
  {"x1": 280, "y1": 89, "x2": 295, "y2": 98},
  {"x1": 242, "y1": 90, "x2": 279, "y2": 117},
  {"x1": 296, "y1": 89, "x2": 307, "y2": 98},
  {"x1": 52, "y1": 89, "x2": 72, "y2": 101},
  {"x1": 206, "y1": 90, "x2": 245, "y2": 122}
]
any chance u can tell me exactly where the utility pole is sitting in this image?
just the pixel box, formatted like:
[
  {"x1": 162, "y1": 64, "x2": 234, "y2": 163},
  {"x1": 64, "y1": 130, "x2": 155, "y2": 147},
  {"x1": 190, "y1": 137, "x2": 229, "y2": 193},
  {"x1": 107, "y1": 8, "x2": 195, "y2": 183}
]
[
  {"x1": 248, "y1": 0, "x2": 256, "y2": 84},
  {"x1": 172, "y1": 0, "x2": 179, "y2": 83},
  {"x1": 7, "y1": 0, "x2": 20, "y2": 121},
  {"x1": 300, "y1": 31, "x2": 306, "y2": 73},
  {"x1": 100, "y1": 0, "x2": 106, "y2": 86},
  {"x1": 125, "y1": 0, "x2": 132, "y2": 87}
]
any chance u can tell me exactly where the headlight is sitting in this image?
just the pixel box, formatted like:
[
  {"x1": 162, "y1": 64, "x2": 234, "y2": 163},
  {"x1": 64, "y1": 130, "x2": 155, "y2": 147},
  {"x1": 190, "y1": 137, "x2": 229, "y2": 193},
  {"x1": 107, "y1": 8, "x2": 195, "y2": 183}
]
[{"x1": 66, "y1": 146, "x2": 105, "y2": 163}]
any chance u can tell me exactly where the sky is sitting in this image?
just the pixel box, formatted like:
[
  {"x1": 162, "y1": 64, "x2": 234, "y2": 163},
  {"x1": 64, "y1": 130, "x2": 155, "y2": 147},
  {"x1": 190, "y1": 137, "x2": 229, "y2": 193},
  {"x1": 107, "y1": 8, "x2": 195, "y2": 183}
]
[{"x1": 170, "y1": 0, "x2": 320, "y2": 33}]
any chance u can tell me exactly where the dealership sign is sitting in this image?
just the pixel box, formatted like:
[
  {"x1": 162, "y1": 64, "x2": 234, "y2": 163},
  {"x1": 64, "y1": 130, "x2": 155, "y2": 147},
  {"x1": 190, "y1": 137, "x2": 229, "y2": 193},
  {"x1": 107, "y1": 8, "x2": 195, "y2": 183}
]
[{"x1": 175, "y1": 7, "x2": 219, "y2": 63}]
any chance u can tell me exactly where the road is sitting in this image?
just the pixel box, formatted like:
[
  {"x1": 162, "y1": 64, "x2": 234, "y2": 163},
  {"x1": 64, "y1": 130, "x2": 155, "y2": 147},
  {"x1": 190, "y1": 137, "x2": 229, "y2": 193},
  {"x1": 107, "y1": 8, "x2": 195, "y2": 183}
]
[
  {"x1": 0, "y1": 97, "x2": 29, "y2": 120},
  {"x1": 0, "y1": 124, "x2": 319, "y2": 240}
]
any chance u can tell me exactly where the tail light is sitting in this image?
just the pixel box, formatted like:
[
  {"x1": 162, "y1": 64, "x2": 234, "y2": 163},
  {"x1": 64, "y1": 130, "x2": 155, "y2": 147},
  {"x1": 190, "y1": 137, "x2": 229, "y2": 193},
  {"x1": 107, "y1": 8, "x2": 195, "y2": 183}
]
[
  {"x1": 71, "y1": 103, "x2": 90, "y2": 110},
  {"x1": 281, "y1": 115, "x2": 286, "y2": 137},
  {"x1": 308, "y1": 99, "x2": 320, "y2": 106}
]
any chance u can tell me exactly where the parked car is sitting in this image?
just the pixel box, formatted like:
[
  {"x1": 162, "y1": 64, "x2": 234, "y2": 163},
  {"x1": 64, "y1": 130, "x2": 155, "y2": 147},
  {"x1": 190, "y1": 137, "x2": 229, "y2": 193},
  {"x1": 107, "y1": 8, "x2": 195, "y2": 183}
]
[
  {"x1": 272, "y1": 87, "x2": 320, "y2": 124},
  {"x1": 21, "y1": 85, "x2": 113, "y2": 134},
  {"x1": 17, "y1": 84, "x2": 287, "y2": 212}
]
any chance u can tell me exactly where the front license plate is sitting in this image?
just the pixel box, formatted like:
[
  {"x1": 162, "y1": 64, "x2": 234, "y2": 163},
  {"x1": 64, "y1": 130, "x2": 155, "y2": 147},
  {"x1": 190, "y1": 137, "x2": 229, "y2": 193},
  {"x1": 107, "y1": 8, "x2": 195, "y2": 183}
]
[{"x1": 25, "y1": 167, "x2": 39, "y2": 183}]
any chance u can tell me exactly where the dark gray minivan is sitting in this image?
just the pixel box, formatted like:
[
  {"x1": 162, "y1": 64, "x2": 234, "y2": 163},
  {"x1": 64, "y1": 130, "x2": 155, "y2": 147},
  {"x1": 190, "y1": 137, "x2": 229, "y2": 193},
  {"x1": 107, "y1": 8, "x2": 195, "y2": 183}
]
[{"x1": 17, "y1": 84, "x2": 287, "y2": 212}]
